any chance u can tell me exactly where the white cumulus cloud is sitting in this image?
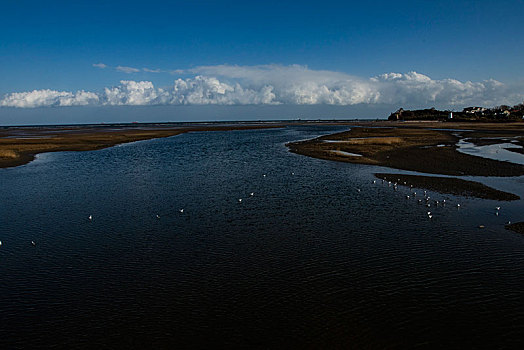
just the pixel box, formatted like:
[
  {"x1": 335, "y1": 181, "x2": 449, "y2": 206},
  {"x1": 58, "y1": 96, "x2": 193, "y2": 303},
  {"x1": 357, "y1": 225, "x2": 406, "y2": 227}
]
[
  {"x1": 102, "y1": 80, "x2": 170, "y2": 105},
  {"x1": 171, "y1": 76, "x2": 277, "y2": 105},
  {"x1": 0, "y1": 89, "x2": 99, "y2": 108},
  {"x1": 1, "y1": 65, "x2": 523, "y2": 108}
]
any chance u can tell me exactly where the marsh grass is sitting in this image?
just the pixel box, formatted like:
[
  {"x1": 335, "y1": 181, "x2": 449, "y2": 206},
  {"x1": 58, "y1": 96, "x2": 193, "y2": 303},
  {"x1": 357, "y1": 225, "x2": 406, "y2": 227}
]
[{"x1": 0, "y1": 149, "x2": 18, "y2": 159}]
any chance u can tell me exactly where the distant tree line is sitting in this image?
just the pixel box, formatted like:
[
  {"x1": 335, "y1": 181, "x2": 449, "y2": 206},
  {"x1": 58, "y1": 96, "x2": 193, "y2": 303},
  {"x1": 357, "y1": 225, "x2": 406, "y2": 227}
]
[{"x1": 388, "y1": 103, "x2": 524, "y2": 121}]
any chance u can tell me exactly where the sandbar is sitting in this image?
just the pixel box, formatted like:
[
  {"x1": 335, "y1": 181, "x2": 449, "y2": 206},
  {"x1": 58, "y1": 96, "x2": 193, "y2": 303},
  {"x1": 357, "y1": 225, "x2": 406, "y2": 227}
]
[
  {"x1": 505, "y1": 222, "x2": 524, "y2": 234},
  {"x1": 375, "y1": 173, "x2": 519, "y2": 201}
]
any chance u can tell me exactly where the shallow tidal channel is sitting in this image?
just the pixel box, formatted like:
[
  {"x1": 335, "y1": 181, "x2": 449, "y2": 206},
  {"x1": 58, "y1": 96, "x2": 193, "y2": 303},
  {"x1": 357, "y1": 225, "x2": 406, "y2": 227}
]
[{"x1": 1, "y1": 125, "x2": 523, "y2": 348}]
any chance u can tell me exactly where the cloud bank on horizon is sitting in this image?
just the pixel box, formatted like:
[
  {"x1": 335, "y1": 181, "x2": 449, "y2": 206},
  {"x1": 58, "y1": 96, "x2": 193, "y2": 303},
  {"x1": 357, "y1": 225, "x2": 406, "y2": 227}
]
[{"x1": 2, "y1": 65, "x2": 523, "y2": 109}]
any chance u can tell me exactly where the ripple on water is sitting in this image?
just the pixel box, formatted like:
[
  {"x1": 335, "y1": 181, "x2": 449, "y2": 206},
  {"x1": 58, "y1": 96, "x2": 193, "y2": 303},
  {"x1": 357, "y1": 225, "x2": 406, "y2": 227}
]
[{"x1": 0, "y1": 126, "x2": 523, "y2": 349}]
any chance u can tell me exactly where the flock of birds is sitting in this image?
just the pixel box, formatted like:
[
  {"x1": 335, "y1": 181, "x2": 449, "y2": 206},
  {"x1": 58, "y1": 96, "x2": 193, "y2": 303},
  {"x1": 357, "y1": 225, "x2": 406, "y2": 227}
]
[
  {"x1": 372, "y1": 176, "x2": 509, "y2": 227},
  {"x1": 0, "y1": 172, "x2": 514, "y2": 249}
]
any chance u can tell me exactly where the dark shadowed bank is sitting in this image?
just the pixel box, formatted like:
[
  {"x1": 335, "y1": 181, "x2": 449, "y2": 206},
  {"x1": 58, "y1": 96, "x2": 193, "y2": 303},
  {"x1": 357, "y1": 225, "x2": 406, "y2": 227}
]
[
  {"x1": 287, "y1": 122, "x2": 524, "y2": 199},
  {"x1": 506, "y1": 222, "x2": 524, "y2": 234},
  {"x1": 375, "y1": 173, "x2": 519, "y2": 201},
  {"x1": 286, "y1": 123, "x2": 524, "y2": 177}
]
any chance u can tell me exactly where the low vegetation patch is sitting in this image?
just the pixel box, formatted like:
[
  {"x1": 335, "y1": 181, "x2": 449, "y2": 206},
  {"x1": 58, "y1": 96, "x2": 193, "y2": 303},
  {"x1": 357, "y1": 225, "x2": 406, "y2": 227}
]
[{"x1": 0, "y1": 149, "x2": 19, "y2": 159}]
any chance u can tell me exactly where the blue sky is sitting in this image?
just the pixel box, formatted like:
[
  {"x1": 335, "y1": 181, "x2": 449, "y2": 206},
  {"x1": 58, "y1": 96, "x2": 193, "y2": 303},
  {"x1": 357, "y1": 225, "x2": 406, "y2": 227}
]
[{"x1": 1, "y1": 0, "x2": 523, "y2": 123}]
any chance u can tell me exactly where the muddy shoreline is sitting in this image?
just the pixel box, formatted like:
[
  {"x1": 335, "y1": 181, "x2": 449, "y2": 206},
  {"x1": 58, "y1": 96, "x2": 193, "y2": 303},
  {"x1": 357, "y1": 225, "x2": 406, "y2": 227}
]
[
  {"x1": 505, "y1": 222, "x2": 524, "y2": 234},
  {"x1": 0, "y1": 123, "x2": 290, "y2": 169},
  {"x1": 287, "y1": 122, "x2": 524, "y2": 177},
  {"x1": 375, "y1": 173, "x2": 520, "y2": 201}
]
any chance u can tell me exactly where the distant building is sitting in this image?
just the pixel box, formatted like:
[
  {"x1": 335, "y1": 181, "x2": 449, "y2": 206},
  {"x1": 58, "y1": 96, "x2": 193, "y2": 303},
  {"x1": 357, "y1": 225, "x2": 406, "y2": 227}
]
[
  {"x1": 463, "y1": 106, "x2": 487, "y2": 114},
  {"x1": 390, "y1": 108, "x2": 404, "y2": 120}
]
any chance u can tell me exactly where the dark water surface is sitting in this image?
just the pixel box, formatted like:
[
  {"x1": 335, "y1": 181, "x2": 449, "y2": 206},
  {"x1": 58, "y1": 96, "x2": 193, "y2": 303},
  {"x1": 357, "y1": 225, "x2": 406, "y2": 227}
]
[{"x1": 1, "y1": 126, "x2": 523, "y2": 349}]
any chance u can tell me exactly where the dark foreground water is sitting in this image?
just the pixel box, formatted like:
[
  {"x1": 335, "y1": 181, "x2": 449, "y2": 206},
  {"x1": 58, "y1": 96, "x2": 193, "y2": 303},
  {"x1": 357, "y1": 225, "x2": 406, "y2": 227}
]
[{"x1": 1, "y1": 126, "x2": 523, "y2": 349}]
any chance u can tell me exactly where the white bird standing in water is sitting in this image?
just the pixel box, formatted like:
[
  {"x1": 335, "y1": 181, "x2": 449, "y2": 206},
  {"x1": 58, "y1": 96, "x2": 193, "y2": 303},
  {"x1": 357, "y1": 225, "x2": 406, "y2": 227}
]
[
  {"x1": 179, "y1": 209, "x2": 184, "y2": 213},
  {"x1": 238, "y1": 198, "x2": 243, "y2": 203},
  {"x1": 250, "y1": 192, "x2": 254, "y2": 196},
  {"x1": 31, "y1": 241, "x2": 36, "y2": 247},
  {"x1": 88, "y1": 215, "x2": 92, "y2": 220}
]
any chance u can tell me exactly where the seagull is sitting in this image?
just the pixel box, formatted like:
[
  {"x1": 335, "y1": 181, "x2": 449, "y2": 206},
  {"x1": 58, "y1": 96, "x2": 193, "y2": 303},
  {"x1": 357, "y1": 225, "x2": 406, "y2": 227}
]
[
  {"x1": 373, "y1": 180, "x2": 376, "y2": 184},
  {"x1": 263, "y1": 174, "x2": 267, "y2": 177},
  {"x1": 506, "y1": 221, "x2": 512, "y2": 225},
  {"x1": 0, "y1": 241, "x2": 2, "y2": 246},
  {"x1": 31, "y1": 241, "x2": 36, "y2": 247},
  {"x1": 495, "y1": 207, "x2": 501, "y2": 211},
  {"x1": 88, "y1": 215, "x2": 92, "y2": 220},
  {"x1": 428, "y1": 215, "x2": 433, "y2": 219},
  {"x1": 426, "y1": 203, "x2": 431, "y2": 207},
  {"x1": 179, "y1": 209, "x2": 184, "y2": 213},
  {"x1": 406, "y1": 195, "x2": 410, "y2": 199},
  {"x1": 156, "y1": 214, "x2": 160, "y2": 219},
  {"x1": 427, "y1": 211, "x2": 431, "y2": 215},
  {"x1": 291, "y1": 172, "x2": 295, "y2": 175},
  {"x1": 238, "y1": 198, "x2": 243, "y2": 203},
  {"x1": 357, "y1": 188, "x2": 361, "y2": 192},
  {"x1": 250, "y1": 192, "x2": 254, "y2": 196},
  {"x1": 457, "y1": 204, "x2": 461, "y2": 208}
]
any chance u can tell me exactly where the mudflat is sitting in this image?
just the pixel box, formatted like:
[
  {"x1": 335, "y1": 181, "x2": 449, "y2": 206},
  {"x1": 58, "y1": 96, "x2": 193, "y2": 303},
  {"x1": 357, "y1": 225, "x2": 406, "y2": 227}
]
[
  {"x1": 505, "y1": 222, "x2": 524, "y2": 235},
  {"x1": 287, "y1": 121, "x2": 524, "y2": 177},
  {"x1": 0, "y1": 123, "x2": 285, "y2": 168},
  {"x1": 375, "y1": 173, "x2": 519, "y2": 201}
]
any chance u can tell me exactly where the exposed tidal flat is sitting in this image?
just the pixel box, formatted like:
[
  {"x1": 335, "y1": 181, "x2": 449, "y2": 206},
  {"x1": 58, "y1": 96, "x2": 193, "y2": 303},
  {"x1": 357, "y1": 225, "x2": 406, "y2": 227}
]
[
  {"x1": 0, "y1": 122, "x2": 289, "y2": 169},
  {"x1": 1, "y1": 121, "x2": 524, "y2": 348}
]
